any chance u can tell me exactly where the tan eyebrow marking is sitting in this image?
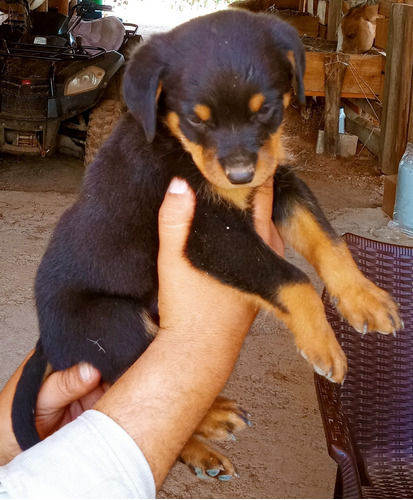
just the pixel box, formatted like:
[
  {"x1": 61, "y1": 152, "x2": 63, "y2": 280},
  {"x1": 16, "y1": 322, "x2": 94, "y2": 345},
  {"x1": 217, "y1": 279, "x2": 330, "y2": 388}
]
[
  {"x1": 249, "y1": 93, "x2": 265, "y2": 113},
  {"x1": 286, "y1": 50, "x2": 296, "y2": 71},
  {"x1": 194, "y1": 104, "x2": 211, "y2": 121}
]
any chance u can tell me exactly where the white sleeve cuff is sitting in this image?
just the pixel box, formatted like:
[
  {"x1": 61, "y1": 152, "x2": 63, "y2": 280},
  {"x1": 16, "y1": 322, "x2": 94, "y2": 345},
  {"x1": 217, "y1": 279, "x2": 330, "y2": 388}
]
[{"x1": 0, "y1": 409, "x2": 155, "y2": 498}]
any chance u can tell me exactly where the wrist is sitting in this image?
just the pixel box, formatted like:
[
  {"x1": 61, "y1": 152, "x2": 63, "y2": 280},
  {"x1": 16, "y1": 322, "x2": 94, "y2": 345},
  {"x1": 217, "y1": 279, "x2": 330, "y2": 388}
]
[{"x1": 0, "y1": 426, "x2": 21, "y2": 466}]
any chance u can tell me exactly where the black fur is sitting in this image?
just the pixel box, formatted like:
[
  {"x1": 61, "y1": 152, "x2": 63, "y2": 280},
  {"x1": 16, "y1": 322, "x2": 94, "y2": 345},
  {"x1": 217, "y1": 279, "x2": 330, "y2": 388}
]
[{"x1": 12, "y1": 9, "x2": 338, "y2": 450}]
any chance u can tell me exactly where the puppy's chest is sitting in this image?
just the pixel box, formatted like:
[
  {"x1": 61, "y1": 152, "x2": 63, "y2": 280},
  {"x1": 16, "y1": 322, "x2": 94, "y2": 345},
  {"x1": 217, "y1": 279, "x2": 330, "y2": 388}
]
[
  {"x1": 192, "y1": 192, "x2": 254, "y2": 249},
  {"x1": 212, "y1": 186, "x2": 253, "y2": 211}
]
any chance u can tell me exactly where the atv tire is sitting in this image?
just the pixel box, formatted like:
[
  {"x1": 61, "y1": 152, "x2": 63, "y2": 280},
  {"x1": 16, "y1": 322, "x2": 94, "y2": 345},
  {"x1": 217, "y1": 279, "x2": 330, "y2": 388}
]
[{"x1": 84, "y1": 98, "x2": 125, "y2": 167}]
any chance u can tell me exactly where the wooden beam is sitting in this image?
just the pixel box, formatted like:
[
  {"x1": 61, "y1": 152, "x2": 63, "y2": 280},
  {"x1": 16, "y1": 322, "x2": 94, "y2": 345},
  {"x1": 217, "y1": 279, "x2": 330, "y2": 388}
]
[
  {"x1": 37, "y1": 0, "x2": 48, "y2": 12},
  {"x1": 323, "y1": 52, "x2": 350, "y2": 156},
  {"x1": 379, "y1": 4, "x2": 413, "y2": 174},
  {"x1": 343, "y1": 98, "x2": 382, "y2": 122},
  {"x1": 303, "y1": 52, "x2": 383, "y2": 98},
  {"x1": 317, "y1": 0, "x2": 328, "y2": 24},
  {"x1": 327, "y1": 0, "x2": 342, "y2": 40},
  {"x1": 374, "y1": 17, "x2": 389, "y2": 50},
  {"x1": 379, "y1": 0, "x2": 413, "y2": 18},
  {"x1": 276, "y1": 12, "x2": 319, "y2": 36},
  {"x1": 344, "y1": 106, "x2": 381, "y2": 156}
]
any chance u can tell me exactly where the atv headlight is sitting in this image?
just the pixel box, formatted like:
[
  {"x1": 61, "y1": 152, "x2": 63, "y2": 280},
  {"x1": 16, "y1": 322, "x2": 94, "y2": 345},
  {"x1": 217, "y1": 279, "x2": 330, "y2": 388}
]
[{"x1": 65, "y1": 66, "x2": 106, "y2": 96}]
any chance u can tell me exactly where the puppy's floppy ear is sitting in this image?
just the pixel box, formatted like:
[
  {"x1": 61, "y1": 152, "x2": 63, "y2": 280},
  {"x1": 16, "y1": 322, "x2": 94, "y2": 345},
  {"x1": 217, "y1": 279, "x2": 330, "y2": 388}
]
[
  {"x1": 123, "y1": 41, "x2": 165, "y2": 142},
  {"x1": 272, "y1": 20, "x2": 306, "y2": 105}
]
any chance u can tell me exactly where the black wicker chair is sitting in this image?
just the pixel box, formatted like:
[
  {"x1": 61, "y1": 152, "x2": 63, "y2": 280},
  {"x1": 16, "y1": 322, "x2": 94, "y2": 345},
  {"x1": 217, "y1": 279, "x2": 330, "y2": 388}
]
[{"x1": 314, "y1": 233, "x2": 413, "y2": 499}]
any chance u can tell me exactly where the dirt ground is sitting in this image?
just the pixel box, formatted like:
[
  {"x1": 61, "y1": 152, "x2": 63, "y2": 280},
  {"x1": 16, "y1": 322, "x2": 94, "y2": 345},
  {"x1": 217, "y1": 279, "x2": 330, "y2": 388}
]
[{"x1": 1, "y1": 104, "x2": 412, "y2": 499}]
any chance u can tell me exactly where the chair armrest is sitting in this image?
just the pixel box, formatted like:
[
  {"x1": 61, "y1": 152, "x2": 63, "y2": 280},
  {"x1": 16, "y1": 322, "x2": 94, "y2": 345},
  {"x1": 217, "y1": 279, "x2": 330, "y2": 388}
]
[{"x1": 314, "y1": 373, "x2": 362, "y2": 498}]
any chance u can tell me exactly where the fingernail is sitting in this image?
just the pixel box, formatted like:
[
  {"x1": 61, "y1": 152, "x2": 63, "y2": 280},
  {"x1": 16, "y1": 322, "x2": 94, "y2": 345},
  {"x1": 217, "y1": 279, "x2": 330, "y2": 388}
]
[
  {"x1": 79, "y1": 363, "x2": 93, "y2": 382},
  {"x1": 167, "y1": 178, "x2": 188, "y2": 194}
]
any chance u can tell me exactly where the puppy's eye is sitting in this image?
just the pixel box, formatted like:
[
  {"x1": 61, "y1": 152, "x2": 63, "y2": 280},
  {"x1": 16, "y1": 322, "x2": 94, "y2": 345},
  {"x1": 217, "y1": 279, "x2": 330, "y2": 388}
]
[
  {"x1": 257, "y1": 104, "x2": 274, "y2": 122},
  {"x1": 187, "y1": 115, "x2": 204, "y2": 126}
]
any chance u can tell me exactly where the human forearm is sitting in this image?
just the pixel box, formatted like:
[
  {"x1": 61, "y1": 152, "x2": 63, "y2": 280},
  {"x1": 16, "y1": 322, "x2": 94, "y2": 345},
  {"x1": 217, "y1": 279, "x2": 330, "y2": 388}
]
[{"x1": 94, "y1": 282, "x2": 256, "y2": 489}]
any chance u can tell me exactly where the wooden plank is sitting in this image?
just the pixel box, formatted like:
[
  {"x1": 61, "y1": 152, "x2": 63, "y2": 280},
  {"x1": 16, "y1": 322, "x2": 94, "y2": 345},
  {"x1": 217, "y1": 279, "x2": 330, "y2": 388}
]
[
  {"x1": 379, "y1": 4, "x2": 413, "y2": 174},
  {"x1": 316, "y1": 0, "x2": 328, "y2": 24},
  {"x1": 0, "y1": 1, "x2": 24, "y2": 13},
  {"x1": 344, "y1": 106, "x2": 381, "y2": 156},
  {"x1": 37, "y1": 1, "x2": 48, "y2": 12},
  {"x1": 379, "y1": 0, "x2": 413, "y2": 18},
  {"x1": 327, "y1": 0, "x2": 342, "y2": 40},
  {"x1": 343, "y1": 98, "x2": 382, "y2": 123},
  {"x1": 375, "y1": 17, "x2": 389, "y2": 49},
  {"x1": 304, "y1": 52, "x2": 383, "y2": 98},
  {"x1": 409, "y1": 67, "x2": 413, "y2": 144},
  {"x1": 48, "y1": 0, "x2": 69, "y2": 13},
  {"x1": 382, "y1": 174, "x2": 398, "y2": 216},
  {"x1": 379, "y1": 1, "x2": 392, "y2": 18},
  {"x1": 277, "y1": 13, "x2": 319, "y2": 36},
  {"x1": 271, "y1": 0, "x2": 301, "y2": 9},
  {"x1": 379, "y1": 53, "x2": 386, "y2": 101},
  {"x1": 319, "y1": 24, "x2": 328, "y2": 39},
  {"x1": 324, "y1": 53, "x2": 350, "y2": 156}
]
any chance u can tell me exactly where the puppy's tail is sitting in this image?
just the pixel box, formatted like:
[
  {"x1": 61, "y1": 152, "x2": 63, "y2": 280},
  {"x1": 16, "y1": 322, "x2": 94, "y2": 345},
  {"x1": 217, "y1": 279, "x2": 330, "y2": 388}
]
[{"x1": 11, "y1": 340, "x2": 49, "y2": 450}]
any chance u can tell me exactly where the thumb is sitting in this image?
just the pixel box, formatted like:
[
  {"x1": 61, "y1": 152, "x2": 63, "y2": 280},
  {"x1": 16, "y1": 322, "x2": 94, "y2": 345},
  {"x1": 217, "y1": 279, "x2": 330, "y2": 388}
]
[
  {"x1": 37, "y1": 363, "x2": 101, "y2": 412},
  {"x1": 158, "y1": 178, "x2": 196, "y2": 255}
]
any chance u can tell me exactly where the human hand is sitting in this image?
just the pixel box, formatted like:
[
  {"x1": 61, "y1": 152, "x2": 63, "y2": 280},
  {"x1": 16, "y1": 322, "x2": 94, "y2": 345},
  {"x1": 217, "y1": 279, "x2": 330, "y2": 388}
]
[
  {"x1": 157, "y1": 176, "x2": 284, "y2": 334},
  {"x1": 253, "y1": 176, "x2": 284, "y2": 256},
  {"x1": 0, "y1": 355, "x2": 104, "y2": 465}
]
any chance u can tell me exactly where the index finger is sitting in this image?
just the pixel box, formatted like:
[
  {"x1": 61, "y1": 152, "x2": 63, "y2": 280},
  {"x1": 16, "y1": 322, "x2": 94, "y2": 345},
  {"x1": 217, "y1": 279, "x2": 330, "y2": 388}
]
[{"x1": 253, "y1": 177, "x2": 284, "y2": 256}]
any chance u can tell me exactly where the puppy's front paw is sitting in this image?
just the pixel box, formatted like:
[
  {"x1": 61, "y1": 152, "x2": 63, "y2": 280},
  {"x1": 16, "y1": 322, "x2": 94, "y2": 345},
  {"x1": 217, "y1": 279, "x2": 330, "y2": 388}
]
[
  {"x1": 332, "y1": 278, "x2": 402, "y2": 335},
  {"x1": 297, "y1": 323, "x2": 348, "y2": 384},
  {"x1": 180, "y1": 436, "x2": 239, "y2": 481},
  {"x1": 196, "y1": 396, "x2": 252, "y2": 442}
]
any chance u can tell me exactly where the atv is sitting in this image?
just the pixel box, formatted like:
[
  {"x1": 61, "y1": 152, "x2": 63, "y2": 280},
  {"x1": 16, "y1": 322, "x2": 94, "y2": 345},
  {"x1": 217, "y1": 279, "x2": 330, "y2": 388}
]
[{"x1": 0, "y1": 0, "x2": 142, "y2": 162}]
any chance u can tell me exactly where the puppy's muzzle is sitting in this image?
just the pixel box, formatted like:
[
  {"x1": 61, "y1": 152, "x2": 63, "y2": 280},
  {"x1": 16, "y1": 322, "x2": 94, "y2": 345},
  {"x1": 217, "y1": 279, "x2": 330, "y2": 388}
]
[{"x1": 220, "y1": 153, "x2": 256, "y2": 185}]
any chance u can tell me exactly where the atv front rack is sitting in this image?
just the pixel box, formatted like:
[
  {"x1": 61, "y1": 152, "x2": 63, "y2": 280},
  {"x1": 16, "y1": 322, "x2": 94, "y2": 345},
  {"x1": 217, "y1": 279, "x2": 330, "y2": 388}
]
[{"x1": 0, "y1": 39, "x2": 106, "y2": 61}]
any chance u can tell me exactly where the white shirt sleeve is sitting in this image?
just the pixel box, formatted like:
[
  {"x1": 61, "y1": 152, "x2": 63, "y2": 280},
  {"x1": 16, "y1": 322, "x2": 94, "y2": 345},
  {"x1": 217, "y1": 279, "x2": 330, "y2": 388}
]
[{"x1": 0, "y1": 410, "x2": 155, "y2": 498}]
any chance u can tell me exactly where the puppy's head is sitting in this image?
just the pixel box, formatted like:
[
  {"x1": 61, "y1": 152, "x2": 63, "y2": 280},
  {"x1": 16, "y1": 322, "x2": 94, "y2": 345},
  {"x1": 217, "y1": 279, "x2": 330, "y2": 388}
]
[{"x1": 123, "y1": 9, "x2": 305, "y2": 191}]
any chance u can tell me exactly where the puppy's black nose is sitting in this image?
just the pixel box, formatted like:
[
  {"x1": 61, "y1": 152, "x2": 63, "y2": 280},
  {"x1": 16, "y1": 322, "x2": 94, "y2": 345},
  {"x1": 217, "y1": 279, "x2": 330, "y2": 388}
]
[
  {"x1": 220, "y1": 153, "x2": 256, "y2": 185},
  {"x1": 225, "y1": 166, "x2": 255, "y2": 184}
]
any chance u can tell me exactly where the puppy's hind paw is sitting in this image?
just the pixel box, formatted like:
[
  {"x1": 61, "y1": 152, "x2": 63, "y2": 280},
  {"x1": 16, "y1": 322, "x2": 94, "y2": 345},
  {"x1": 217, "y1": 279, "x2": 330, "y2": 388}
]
[
  {"x1": 196, "y1": 396, "x2": 252, "y2": 442},
  {"x1": 180, "y1": 436, "x2": 239, "y2": 481}
]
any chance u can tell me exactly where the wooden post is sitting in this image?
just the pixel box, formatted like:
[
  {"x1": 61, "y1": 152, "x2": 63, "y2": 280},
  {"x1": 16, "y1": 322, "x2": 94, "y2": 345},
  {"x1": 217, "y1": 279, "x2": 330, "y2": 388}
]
[
  {"x1": 327, "y1": 0, "x2": 342, "y2": 40},
  {"x1": 323, "y1": 52, "x2": 350, "y2": 156},
  {"x1": 379, "y1": 4, "x2": 413, "y2": 174},
  {"x1": 37, "y1": 0, "x2": 48, "y2": 12},
  {"x1": 56, "y1": 0, "x2": 69, "y2": 15}
]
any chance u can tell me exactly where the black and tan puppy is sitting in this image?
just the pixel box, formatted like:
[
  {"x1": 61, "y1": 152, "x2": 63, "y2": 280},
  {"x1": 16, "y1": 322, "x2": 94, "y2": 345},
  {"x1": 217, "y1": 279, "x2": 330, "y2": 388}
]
[{"x1": 12, "y1": 9, "x2": 400, "y2": 479}]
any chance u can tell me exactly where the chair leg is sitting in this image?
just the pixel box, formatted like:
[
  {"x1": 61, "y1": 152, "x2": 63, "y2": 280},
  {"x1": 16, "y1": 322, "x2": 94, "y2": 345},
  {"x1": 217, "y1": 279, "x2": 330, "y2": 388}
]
[{"x1": 334, "y1": 467, "x2": 343, "y2": 499}]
